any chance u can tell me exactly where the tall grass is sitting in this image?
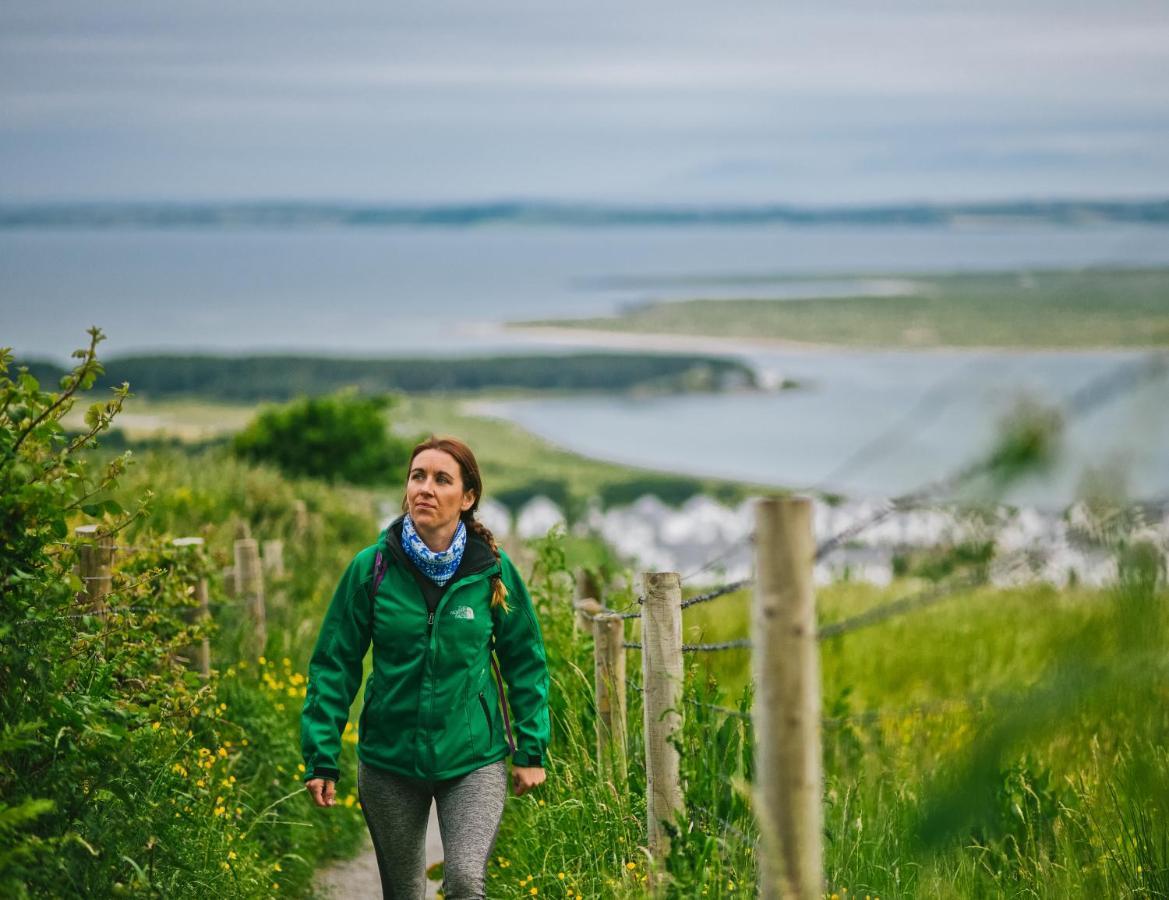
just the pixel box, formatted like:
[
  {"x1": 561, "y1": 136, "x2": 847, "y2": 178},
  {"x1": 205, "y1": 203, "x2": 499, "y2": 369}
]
[{"x1": 493, "y1": 532, "x2": 1168, "y2": 898}]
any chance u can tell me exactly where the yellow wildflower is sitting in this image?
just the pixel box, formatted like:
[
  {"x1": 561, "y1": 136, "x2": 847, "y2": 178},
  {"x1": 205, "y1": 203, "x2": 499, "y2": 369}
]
[
  {"x1": 625, "y1": 862, "x2": 636, "y2": 870},
  {"x1": 259, "y1": 656, "x2": 267, "y2": 665},
  {"x1": 152, "y1": 722, "x2": 161, "y2": 730}
]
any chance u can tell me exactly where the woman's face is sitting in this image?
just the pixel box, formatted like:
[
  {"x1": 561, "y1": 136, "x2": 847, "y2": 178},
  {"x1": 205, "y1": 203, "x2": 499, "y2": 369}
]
[{"x1": 406, "y1": 448, "x2": 476, "y2": 535}]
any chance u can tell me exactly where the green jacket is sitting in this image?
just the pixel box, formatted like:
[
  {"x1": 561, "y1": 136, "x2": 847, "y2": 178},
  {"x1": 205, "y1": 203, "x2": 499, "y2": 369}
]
[{"x1": 300, "y1": 521, "x2": 550, "y2": 783}]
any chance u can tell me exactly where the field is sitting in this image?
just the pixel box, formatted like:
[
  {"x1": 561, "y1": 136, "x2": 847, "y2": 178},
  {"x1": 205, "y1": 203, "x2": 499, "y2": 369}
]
[
  {"x1": 64, "y1": 392, "x2": 764, "y2": 514},
  {"x1": 486, "y1": 556, "x2": 1169, "y2": 898},
  {"x1": 515, "y1": 267, "x2": 1169, "y2": 349}
]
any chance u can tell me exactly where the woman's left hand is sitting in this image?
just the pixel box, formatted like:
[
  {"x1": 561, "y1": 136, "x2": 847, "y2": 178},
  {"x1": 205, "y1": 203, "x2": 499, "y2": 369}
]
[{"x1": 511, "y1": 765, "x2": 546, "y2": 797}]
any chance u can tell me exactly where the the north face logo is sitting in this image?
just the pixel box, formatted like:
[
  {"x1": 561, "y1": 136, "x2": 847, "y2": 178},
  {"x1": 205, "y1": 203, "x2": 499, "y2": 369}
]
[{"x1": 448, "y1": 606, "x2": 474, "y2": 620}]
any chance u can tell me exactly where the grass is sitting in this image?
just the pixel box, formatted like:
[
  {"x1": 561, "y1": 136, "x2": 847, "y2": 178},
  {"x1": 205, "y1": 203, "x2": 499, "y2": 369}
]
[
  {"x1": 609, "y1": 569, "x2": 1169, "y2": 897},
  {"x1": 71, "y1": 391, "x2": 765, "y2": 515},
  {"x1": 515, "y1": 267, "x2": 1169, "y2": 349}
]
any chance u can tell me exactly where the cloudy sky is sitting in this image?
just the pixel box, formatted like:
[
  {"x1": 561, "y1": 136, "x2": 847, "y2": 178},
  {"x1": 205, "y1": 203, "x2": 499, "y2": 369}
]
[{"x1": 2, "y1": 0, "x2": 1167, "y2": 205}]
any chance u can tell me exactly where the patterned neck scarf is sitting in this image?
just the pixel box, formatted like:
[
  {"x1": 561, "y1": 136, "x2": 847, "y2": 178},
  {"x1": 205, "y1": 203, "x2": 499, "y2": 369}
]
[{"x1": 400, "y1": 514, "x2": 467, "y2": 586}]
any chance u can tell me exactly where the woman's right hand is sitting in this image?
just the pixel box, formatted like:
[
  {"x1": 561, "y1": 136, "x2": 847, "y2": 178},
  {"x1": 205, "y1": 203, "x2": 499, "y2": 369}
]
[{"x1": 305, "y1": 777, "x2": 337, "y2": 808}]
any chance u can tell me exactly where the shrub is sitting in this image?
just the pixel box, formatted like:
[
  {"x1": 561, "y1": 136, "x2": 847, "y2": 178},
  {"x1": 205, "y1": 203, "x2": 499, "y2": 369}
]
[{"x1": 232, "y1": 390, "x2": 414, "y2": 485}]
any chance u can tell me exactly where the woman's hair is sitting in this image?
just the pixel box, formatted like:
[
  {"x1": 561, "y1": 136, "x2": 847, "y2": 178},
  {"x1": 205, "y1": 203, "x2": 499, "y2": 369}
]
[{"x1": 404, "y1": 435, "x2": 510, "y2": 612}]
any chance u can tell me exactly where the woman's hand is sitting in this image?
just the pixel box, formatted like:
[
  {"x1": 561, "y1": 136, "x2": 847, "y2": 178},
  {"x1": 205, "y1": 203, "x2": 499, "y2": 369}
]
[
  {"x1": 511, "y1": 765, "x2": 545, "y2": 797},
  {"x1": 305, "y1": 777, "x2": 337, "y2": 808}
]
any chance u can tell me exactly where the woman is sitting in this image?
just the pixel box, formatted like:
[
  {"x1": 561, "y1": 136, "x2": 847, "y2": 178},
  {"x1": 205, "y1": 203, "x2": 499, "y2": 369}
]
[{"x1": 300, "y1": 436, "x2": 550, "y2": 899}]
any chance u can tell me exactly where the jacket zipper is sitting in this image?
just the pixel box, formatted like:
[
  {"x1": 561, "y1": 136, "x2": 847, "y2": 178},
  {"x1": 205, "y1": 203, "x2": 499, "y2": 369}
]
[{"x1": 421, "y1": 566, "x2": 499, "y2": 775}]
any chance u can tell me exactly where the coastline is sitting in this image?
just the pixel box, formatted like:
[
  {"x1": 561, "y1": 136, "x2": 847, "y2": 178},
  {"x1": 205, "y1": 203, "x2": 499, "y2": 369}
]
[{"x1": 503, "y1": 323, "x2": 1167, "y2": 358}]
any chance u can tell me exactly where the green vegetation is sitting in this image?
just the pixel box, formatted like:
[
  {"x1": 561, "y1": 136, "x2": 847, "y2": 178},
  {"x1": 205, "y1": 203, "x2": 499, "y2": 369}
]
[
  {"x1": 19, "y1": 352, "x2": 757, "y2": 402},
  {"x1": 232, "y1": 391, "x2": 416, "y2": 486},
  {"x1": 0, "y1": 330, "x2": 378, "y2": 896},
  {"x1": 6, "y1": 329, "x2": 1167, "y2": 897},
  {"x1": 517, "y1": 267, "x2": 1169, "y2": 348}
]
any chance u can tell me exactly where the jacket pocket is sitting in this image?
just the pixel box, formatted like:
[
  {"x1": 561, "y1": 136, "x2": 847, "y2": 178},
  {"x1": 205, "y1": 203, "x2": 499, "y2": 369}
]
[{"x1": 477, "y1": 691, "x2": 494, "y2": 747}]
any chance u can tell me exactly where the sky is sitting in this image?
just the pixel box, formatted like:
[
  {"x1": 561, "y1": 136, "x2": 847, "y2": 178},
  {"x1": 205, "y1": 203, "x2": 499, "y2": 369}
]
[{"x1": 1, "y1": 0, "x2": 1168, "y2": 205}]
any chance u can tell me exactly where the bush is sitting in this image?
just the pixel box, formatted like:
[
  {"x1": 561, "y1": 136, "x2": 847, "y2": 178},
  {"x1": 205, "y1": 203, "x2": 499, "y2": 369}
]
[
  {"x1": 232, "y1": 390, "x2": 414, "y2": 485},
  {"x1": 0, "y1": 330, "x2": 370, "y2": 896}
]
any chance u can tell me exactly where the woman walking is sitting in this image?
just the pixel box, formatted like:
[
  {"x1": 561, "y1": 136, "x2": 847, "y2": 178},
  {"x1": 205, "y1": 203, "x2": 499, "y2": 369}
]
[{"x1": 301, "y1": 436, "x2": 550, "y2": 899}]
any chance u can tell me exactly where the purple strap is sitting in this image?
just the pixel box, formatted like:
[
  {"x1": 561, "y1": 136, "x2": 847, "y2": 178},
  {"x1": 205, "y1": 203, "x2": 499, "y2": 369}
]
[
  {"x1": 491, "y1": 654, "x2": 516, "y2": 754},
  {"x1": 369, "y1": 550, "x2": 387, "y2": 602}
]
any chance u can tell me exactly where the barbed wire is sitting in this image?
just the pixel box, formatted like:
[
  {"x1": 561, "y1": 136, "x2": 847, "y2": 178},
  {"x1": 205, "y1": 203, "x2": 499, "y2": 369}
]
[
  {"x1": 681, "y1": 579, "x2": 753, "y2": 610},
  {"x1": 577, "y1": 604, "x2": 642, "y2": 622},
  {"x1": 822, "y1": 695, "x2": 990, "y2": 729},
  {"x1": 681, "y1": 535, "x2": 754, "y2": 583},
  {"x1": 807, "y1": 354, "x2": 996, "y2": 496},
  {"x1": 690, "y1": 802, "x2": 756, "y2": 846},
  {"x1": 813, "y1": 352, "x2": 1169, "y2": 561},
  {"x1": 683, "y1": 639, "x2": 752, "y2": 653},
  {"x1": 817, "y1": 554, "x2": 1029, "y2": 640},
  {"x1": 11, "y1": 605, "x2": 192, "y2": 627},
  {"x1": 685, "y1": 697, "x2": 752, "y2": 720},
  {"x1": 12, "y1": 595, "x2": 246, "y2": 628}
]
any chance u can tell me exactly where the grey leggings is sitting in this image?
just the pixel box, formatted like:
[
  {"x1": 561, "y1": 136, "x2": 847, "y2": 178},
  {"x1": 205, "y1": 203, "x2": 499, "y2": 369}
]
[{"x1": 357, "y1": 758, "x2": 508, "y2": 900}]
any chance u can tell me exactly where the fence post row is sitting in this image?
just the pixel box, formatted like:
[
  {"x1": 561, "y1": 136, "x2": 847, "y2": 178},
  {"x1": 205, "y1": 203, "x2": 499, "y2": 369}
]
[
  {"x1": 753, "y1": 496, "x2": 824, "y2": 899},
  {"x1": 172, "y1": 537, "x2": 212, "y2": 678},
  {"x1": 641, "y1": 571, "x2": 685, "y2": 869},
  {"x1": 75, "y1": 524, "x2": 114, "y2": 618}
]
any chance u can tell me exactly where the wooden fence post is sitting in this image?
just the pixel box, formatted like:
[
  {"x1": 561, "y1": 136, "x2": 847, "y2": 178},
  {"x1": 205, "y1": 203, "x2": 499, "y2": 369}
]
[
  {"x1": 173, "y1": 537, "x2": 212, "y2": 678},
  {"x1": 573, "y1": 569, "x2": 602, "y2": 635},
  {"x1": 261, "y1": 539, "x2": 285, "y2": 578},
  {"x1": 293, "y1": 499, "x2": 309, "y2": 540},
  {"x1": 593, "y1": 606, "x2": 628, "y2": 782},
  {"x1": 642, "y1": 570, "x2": 684, "y2": 867},
  {"x1": 234, "y1": 534, "x2": 267, "y2": 657},
  {"x1": 753, "y1": 496, "x2": 823, "y2": 899},
  {"x1": 75, "y1": 524, "x2": 114, "y2": 618}
]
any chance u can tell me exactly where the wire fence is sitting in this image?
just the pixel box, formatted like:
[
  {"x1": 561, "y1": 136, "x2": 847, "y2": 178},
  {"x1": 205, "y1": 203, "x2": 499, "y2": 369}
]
[{"x1": 598, "y1": 351, "x2": 1169, "y2": 880}]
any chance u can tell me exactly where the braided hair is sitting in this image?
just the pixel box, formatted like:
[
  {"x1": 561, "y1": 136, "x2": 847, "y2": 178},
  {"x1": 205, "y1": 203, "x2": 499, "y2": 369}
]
[{"x1": 404, "y1": 435, "x2": 510, "y2": 613}]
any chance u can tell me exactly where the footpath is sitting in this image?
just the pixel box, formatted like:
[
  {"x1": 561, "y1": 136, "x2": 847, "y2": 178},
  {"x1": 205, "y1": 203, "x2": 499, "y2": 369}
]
[{"x1": 315, "y1": 802, "x2": 445, "y2": 899}]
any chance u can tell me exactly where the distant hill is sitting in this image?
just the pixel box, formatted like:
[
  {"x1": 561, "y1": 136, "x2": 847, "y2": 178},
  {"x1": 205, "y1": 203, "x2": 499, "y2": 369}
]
[
  {"x1": 16, "y1": 352, "x2": 756, "y2": 401},
  {"x1": 2, "y1": 199, "x2": 1167, "y2": 230}
]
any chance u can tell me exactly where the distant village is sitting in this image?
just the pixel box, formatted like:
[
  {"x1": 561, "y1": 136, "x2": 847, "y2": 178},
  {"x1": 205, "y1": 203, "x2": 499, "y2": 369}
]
[{"x1": 385, "y1": 493, "x2": 1169, "y2": 589}]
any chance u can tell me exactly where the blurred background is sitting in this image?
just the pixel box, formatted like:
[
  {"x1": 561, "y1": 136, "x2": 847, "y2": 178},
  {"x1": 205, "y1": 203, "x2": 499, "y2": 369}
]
[{"x1": 2, "y1": 3, "x2": 1169, "y2": 896}]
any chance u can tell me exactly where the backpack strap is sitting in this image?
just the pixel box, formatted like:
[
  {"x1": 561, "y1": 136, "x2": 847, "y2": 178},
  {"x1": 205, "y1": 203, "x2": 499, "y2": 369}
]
[
  {"x1": 490, "y1": 652, "x2": 516, "y2": 754},
  {"x1": 366, "y1": 549, "x2": 389, "y2": 604}
]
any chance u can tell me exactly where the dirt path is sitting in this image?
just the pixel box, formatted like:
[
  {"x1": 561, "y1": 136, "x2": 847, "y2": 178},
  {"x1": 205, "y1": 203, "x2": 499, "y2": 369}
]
[{"x1": 315, "y1": 802, "x2": 445, "y2": 899}]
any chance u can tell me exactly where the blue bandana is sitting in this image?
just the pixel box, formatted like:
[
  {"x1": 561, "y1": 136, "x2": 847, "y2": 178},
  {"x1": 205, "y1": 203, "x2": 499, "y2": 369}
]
[{"x1": 400, "y1": 514, "x2": 467, "y2": 586}]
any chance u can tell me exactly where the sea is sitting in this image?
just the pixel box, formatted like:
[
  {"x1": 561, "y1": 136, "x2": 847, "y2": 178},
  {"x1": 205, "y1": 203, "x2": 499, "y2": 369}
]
[{"x1": 3, "y1": 219, "x2": 1168, "y2": 507}]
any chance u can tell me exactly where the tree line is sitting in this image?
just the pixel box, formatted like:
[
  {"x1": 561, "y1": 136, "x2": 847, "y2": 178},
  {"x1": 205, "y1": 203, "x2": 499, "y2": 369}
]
[{"x1": 19, "y1": 352, "x2": 756, "y2": 401}]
